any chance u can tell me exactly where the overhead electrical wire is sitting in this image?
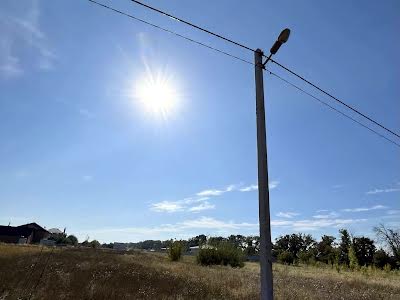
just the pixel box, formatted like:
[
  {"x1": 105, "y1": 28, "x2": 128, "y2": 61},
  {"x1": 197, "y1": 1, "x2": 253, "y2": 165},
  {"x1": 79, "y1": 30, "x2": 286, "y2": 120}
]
[
  {"x1": 129, "y1": 0, "x2": 256, "y2": 52},
  {"x1": 87, "y1": 0, "x2": 399, "y2": 148},
  {"x1": 126, "y1": 0, "x2": 400, "y2": 141},
  {"x1": 269, "y1": 59, "x2": 400, "y2": 139},
  {"x1": 88, "y1": 0, "x2": 253, "y2": 65},
  {"x1": 267, "y1": 70, "x2": 400, "y2": 148}
]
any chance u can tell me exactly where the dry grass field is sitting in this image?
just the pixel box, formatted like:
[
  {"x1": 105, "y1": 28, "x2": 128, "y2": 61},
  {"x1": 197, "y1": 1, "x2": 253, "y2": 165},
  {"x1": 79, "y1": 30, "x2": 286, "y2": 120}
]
[{"x1": 0, "y1": 244, "x2": 399, "y2": 300}]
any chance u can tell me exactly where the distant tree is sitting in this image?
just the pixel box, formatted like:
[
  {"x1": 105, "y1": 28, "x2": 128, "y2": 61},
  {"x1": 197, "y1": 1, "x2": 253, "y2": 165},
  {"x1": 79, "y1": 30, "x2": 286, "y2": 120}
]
[
  {"x1": 188, "y1": 235, "x2": 207, "y2": 247},
  {"x1": 348, "y1": 245, "x2": 359, "y2": 270},
  {"x1": 315, "y1": 235, "x2": 336, "y2": 264},
  {"x1": 101, "y1": 243, "x2": 114, "y2": 249},
  {"x1": 67, "y1": 235, "x2": 78, "y2": 246},
  {"x1": 274, "y1": 233, "x2": 315, "y2": 261},
  {"x1": 227, "y1": 235, "x2": 246, "y2": 250},
  {"x1": 373, "y1": 249, "x2": 390, "y2": 269},
  {"x1": 208, "y1": 236, "x2": 226, "y2": 247},
  {"x1": 277, "y1": 251, "x2": 294, "y2": 265},
  {"x1": 352, "y1": 237, "x2": 375, "y2": 266},
  {"x1": 338, "y1": 229, "x2": 351, "y2": 266},
  {"x1": 244, "y1": 236, "x2": 260, "y2": 256},
  {"x1": 374, "y1": 224, "x2": 400, "y2": 264},
  {"x1": 89, "y1": 240, "x2": 101, "y2": 248},
  {"x1": 168, "y1": 241, "x2": 183, "y2": 261}
]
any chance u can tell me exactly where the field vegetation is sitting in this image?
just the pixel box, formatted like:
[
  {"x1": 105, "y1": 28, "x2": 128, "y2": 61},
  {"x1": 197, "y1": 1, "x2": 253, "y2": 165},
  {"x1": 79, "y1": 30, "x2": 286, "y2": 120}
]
[{"x1": 0, "y1": 243, "x2": 399, "y2": 300}]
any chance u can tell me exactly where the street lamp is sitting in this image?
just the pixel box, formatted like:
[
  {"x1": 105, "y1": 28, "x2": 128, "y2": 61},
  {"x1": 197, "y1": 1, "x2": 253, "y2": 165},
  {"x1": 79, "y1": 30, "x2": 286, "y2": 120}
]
[{"x1": 254, "y1": 28, "x2": 290, "y2": 300}]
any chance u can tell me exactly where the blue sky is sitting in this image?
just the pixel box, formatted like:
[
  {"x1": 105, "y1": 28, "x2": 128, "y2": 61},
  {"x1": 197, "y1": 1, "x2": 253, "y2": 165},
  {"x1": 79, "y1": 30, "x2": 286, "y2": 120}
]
[{"x1": 0, "y1": 0, "x2": 399, "y2": 243}]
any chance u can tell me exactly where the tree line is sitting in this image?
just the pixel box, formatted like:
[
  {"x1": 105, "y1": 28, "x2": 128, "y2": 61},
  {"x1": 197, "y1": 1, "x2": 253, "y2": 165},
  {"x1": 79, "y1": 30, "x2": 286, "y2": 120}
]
[{"x1": 122, "y1": 224, "x2": 399, "y2": 270}]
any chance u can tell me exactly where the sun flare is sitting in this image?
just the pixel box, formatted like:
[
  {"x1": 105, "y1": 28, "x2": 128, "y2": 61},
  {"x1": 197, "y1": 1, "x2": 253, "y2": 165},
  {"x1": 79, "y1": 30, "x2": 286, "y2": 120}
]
[{"x1": 135, "y1": 72, "x2": 179, "y2": 118}]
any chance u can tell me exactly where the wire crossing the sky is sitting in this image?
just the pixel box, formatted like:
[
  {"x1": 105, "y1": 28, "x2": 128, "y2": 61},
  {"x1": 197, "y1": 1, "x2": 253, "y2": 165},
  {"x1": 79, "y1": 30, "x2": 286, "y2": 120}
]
[
  {"x1": 129, "y1": 0, "x2": 256, "y2": 53},
  {"x1": 270, "y1": 59, "x2": 400, "y2": 139},
  {"x1": 267, "y1": 71, "x2": 400, "y2": 148},
  {"x1": 127, "y1": 0, "x2": 400, "y2": 141},
  {"x1": 86, "y1": 0, "x2": 400, "y2": 148},
  {"x1": 88, "y1": 0, "x2": 254, "y2": 65}
]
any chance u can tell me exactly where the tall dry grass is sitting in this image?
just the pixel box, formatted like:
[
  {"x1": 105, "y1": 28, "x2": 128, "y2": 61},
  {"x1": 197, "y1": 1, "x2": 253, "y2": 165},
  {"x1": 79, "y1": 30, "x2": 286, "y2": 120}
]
[{"x1": 0, "y1": 243, "x2": 399, "y2": 299}]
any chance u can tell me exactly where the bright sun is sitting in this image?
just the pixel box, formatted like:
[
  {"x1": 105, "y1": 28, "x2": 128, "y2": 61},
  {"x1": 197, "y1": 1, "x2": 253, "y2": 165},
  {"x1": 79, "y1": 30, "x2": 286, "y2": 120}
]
[{"x1": 135, "y1": 72, "x2": 179, "y2": 118}]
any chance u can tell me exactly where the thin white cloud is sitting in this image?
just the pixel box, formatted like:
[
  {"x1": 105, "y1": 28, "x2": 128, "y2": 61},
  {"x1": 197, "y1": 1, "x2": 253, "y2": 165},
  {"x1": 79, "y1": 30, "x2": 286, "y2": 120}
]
[
  {"x1": 239, "y1": 184, "x2": 258, "y2": 192},
  {"x1": 150, "y1": 201, "x2": 184, "y2": 213},
  {"x1": 239, "y1": 181, "x2": 279, "y2": 192},
  {"x1": 188, "y1": 202, "x2": 215, "y2": 213},
  {"x1": 269, "y1": 181, "x2": 280, "y2": 189},
  {"x1": 181, "y1": 217, "x2": 257, "y2": 230},
  {"x1": 196, "y1": 184, "x2": 236, "y2": 197},
  {"x1": 366, "y1": 188, "x2": 400, "y2": 195},
  {"x1": 151, "y1": 181, "x2": 279, "y2": 213},
  {"x1": 0, "y1": 1, "x2": 55, "y2": 78},
  {"x1": 276, "y1": 211, "x2": 299, "y2": 218},
  {"x1": 386, "y1": 210, "x2": 400, "y2": 215},
  {"x1": 272, "y1": 218, "x2": 367, "y2": 231},
  {"x1": 312, "y1": 211, "x2": 339, "y2": 219},
  {"x1": 342, "y1": 205, "x2": 387, "y2": 212}
]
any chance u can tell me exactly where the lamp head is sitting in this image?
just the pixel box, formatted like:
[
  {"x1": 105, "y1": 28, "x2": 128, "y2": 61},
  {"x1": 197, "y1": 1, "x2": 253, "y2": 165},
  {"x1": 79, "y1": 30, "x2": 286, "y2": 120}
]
[
  {"x1": 278, "y1": 28, "x2": 290, "y2": 44},
  {"x1": 270, "y1": 28, "x2": 291, "y2": 55}
]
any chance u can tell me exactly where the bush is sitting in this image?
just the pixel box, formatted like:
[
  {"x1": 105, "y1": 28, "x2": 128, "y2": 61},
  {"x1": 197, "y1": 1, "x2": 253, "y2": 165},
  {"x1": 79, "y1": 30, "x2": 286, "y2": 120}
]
[
  {"x1": 374, "y1": 249, "x2": 390, "y2": 269},
  {"x1": 278, "y1": 251, "x2": 294, "y2": 265},
  {"x1": 349, "y1": 246, "x2": 359, "y2": 270},
  {"x1": 298, "y1": 250, "x2": 313, "y2": 264},
  {"x1": 196, "y1": 242, "x2": 244, "y2": 268},
  {"x1": 168, "y1": 241, "x2": 183, "y2": 261}
]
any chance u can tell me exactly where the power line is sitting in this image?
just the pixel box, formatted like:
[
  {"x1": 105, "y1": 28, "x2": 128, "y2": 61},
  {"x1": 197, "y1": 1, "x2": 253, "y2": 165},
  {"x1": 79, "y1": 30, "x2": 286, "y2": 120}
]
[
  {"x1": 87, "y1": 0, "x2": 399, "y2": 148},
  {"x1": 267, "y1": 70, "x2": 400, "y2": 148},
  {"x1": 87, "y1": 0, "x2": 253, "y2": 65},
  {"x1": 129, "y1": 0, "x2": 256, "y2": 53},
  {"x1": 126, "y1": 0, "x2": 400, "y2": 140},
  {"x1": 270, "y1": 59, "x2": 400, "y2": 139}
]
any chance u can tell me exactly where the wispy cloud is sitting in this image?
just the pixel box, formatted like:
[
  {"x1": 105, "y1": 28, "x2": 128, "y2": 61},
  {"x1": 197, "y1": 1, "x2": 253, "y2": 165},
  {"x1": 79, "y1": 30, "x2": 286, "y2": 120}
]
[
  {"x1": 150, "y1": 201, "x2": 184, "y2": 213},
  {"x1": 239, "y1": 181, "x2": 279, "y2": 192},
  {"x1": 272, "y1": 218, "x2": 367, "y2": 231},
  {"x1": 276, "y1": 211, "x2": 299, "y2": 218},
  {"x1": 312, "y1": 211, "x2": 339, "y2": 219},
  {"x1": 0, "y1": 1, "x2": 55, "y2": 78},
  {"x1": 269, "y1": 181, "x2": 280, "y2": 189},
  {"x1": 150, "y1": 181, "x2": 279, "y2": 214},
  {"x1": 386, "y1": 210, "x2": 400, "y2": 215},
  {"x1": 342, "y1": 205, "x2": 387, "y2": 212},
  {"x1": 188, "y1": 202, "x2": 215, "y2": 213},
  {"x1": 196, "y1": 184, "x2": 236, "y2": 197},
  {"x1": 366, "y1": 188, "x2": 400, "y2": 195},
  {"x1": 239, "y1": 184, "x2": 258, "y2": 192}
]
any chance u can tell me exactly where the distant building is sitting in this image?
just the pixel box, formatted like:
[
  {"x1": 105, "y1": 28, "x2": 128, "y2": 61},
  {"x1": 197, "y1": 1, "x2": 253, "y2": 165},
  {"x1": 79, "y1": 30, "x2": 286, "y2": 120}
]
[
  {"x1": 0, "y1": 223, "x2": 49, "y2": 244},
  {"x1": 188, "y1": 246, "x2": 200, "y2": 255}
]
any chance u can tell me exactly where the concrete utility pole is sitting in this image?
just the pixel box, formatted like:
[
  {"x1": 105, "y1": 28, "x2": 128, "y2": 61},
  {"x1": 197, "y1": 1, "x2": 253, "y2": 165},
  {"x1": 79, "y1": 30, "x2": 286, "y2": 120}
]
[
  {"x1": 255, "y1": 29, "x2": 290, "y2": 300},
  {"x1": 254, "y1": 48, "x2": 274, "y2": 300}
]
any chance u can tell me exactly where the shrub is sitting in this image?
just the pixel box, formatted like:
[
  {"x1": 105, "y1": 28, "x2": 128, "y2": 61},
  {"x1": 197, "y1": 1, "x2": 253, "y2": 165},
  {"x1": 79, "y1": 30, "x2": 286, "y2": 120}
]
[
  {"x1": 349, "y1": 246, "x2": 359, "y2": 271},
  {"x1": 298, "y1": 250, "x2": 313, "y2": 264},
  {"x1": 168, "y1": 241, "x2": 183, "y2": 261},
  {"x1": 374, "y1": 249, "x2": 390, "y2": 269},
  {"x1": 196, "y1": 242, "x2": 244, "y2": 268},
  {"x1": 278, "y1": 251, "x2": 294, "y2": 265}
]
